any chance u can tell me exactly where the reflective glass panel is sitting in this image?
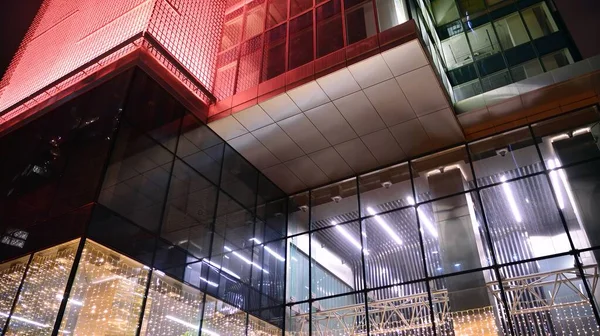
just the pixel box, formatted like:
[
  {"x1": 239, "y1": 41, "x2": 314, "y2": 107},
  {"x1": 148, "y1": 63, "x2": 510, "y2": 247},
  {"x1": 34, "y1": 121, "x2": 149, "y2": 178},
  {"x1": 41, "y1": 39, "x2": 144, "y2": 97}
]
[
  {"x1": 499, "y1": 256, "x2": 599, "y2": 334},
  {"x1": 316, "y1": 0, "x2": 343, "y2": 57},
  {"x1": 430, "y1": 0, "x2": 460, "y2": 26},
  {"x1": 469, "y1": 127, "x2": 542, "y2": 187},
  {"x1": 311, "y1": 221, "x2": 363, "y2": 299},
  {"x1": 0, "y1": 256, "x2": 29, "y2": 329},
  {"x1": 140, "y1": 272, "x2": 203, "y2": 336},
  {"x1": 376, "y1": 0, "x2": 409, "y2": 32},
  {"x1": 521, "y1": 2, "x2": 558, "y2": 40},
  {"x1": 493, "y1": 12, "x2": 530, "y2": 50},
  {"x1": 412, "y1": 146, "x2": 473, "y2": 203},
  {"x1": 5, "y1": 240, "x2": 79, "y2": 336},
  {"x1": 541, "y1": 48, "x2": 574, "y2": 71},
  {"x1": 59, "y1": 240, "x2": 149, "y2": 335},
  {"x1": 359, "y1": 162, "x2": 413, "y2": 216},
  {"x1": 286, "y1": 234, "x2": 310, "y2": 303},
  {"x1": 288, "y1": 192, "x2": 309, "y2": 235},
  {"x1": 362, "y1": 207, "x2": 425, "y2": 288},
  {"x1": 311, "y1": 293, "x2": 366, "y2": 334},
  {"x1": 201, "y1": 295, "x2": 248, "y2": 336},
  {"x1": 345, "y1": 1, "x2": 377, "y2": 45},
  {"x1": 431, "y1": 269, "x2": 510, "y2": 335},
  {"x1": 285, "y1": 302, "x2": 309, "y2": 334},
  {"x1": 266, "y1": 0, "x2": 287, "y2": 28},
  {"x1": 467, "y1": 23, "x2": 501, "y2": 60},
  {"x1": 289, "y1": 11, "x2": 314, "y2": 70},
  {"x1": 262, "y1": 23, "x2": 287, "y2": 81},
  {"x1": 481, "y1": 174, "x2": 571, "y2": 264},
  {"x1": 310, "y1": 178, "x2": 358, "y2": 230}
]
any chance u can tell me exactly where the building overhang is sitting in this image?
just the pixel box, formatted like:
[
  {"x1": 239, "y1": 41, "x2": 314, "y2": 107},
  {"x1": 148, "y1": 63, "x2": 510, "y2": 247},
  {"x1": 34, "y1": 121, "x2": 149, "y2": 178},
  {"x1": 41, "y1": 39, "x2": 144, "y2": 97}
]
[{"x1": 206, "y1": 29, "x2": 465, "y2": 193}]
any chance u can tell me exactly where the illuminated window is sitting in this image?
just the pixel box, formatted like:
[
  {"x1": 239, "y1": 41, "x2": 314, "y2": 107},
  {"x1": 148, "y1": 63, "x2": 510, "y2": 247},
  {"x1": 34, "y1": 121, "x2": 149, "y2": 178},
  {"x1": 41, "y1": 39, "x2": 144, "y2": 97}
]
[
  {"x1": 140, "y1": 273, "x2": 203, "y2": 336},
  {"x1": 201, "y1": 295, "x2": 248, "y2": 336},
  {"x1": 58, "y1": 240, "x2": 149, "y2": 335},
  {"x1": 0, "y1": 256, "x2": 29, "y2": 329},
  {"x1": 5, "y1": 240, "x2": 79, "y2": 336}
]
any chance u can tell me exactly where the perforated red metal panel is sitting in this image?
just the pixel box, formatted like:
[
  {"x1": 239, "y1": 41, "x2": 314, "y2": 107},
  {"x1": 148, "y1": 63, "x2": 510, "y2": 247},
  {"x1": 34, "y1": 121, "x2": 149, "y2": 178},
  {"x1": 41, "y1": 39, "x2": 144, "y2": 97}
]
[{"x1": 0, "y1": 0, "x2": 228, "y2": 125}]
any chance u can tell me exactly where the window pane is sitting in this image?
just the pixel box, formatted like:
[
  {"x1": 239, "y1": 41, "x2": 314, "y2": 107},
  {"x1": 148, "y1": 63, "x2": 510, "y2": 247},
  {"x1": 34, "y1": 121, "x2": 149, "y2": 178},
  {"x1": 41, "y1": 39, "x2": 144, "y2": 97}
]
[
  {"x1": 222, "y1": 9, "x2": 244, "y2": 51},
  {"x1": 457, "y1": 0, "x2": 486, "y2": 16},
  {"x1": 221, "y1": 145, "x2": 258, "y2": 211},
  {"x1": 510, "y1": 58, "x2": 543, "y2": 81},
  {"x1": 0, "y1": 256, "x2": 29, "y2": 329},
  {"x1": 311, "y1": 294, "x2": 366, "y2": 334},
  {"x1": 288, "y1": 192, "x2": 309, "y2": 235},
  {"x1": 376, "y1": 0, "x2": 409, "y2": 32},
  {"x1": 5, "y1": 240, "x2": 79, "y2": 336},
  {"x1": 469, "y1": 127, "x2": 542, "y2": 187},
  {"x1": 59, "y1": 240, "x2": 149, "y2": 335},
  {"x1": 140, "y1": 272, "x2": 203, "y2": 336},
  {"x1": 481, "y1": 175, "x2": 571, "y2": 264},
  {"x1": 244, "y1": 0, "x2": 266, "y2": 40},
  {"x1": 310, "y1": 178, "x2": 358, "y2": 230},
  {"x1": 285, "y1": 302, "x2": 309, "y2": 334},
  {"x1": 311, "y1": 221, "x2": 363, "y2": 299},
  {"x1": 98, "y1": 123, "x2": 173, "y2": 232},
  {"x1": 432, "y1": 270, "x2": 511, "y2": 335},
  {"x1": 214, "y1": 191, "x2": 255, "y2": 252},
  {"x1": 289, "y1": 11, "x2": 314, "y2": 70},
  {"x1": 481, "y1": 69, "x2": 511, "y2": 91},
  {"x1": 161, "y1": 160, "x2": 218, "y2": 258},
  {"x1": 499, "y1": 256, "x2": 599, "y2": 334},
  {"x1": 248, "y1": 311, "x2": 282, "y2": 334},
  {"x1": 290, "y1": 0, "x2": 312, "y2": 17},
  {"x1": 367, "y1": 283, "x2": 434, "y2": 334},
  {"x1": 419, "y1": 192, "x2": 492, "y2": 276},
  {"x1": 262, "y1": 24, "x2": 287, "y2": 81},
  {"x1": 177, "y1": 112, "x2": 224, "y2": 185},
  {"x1": 541, "y1": 48, "x2": 574, "y2": 71},
  {"x1": 286, "y1": 234, "x2": 310, "y2": 303},
  {"x1": 412, "y1": 146, "x2": 473, "y2": 203},
  {"x1": 467, "y1": 23, "x2": 501, "y2": 60},
  {"x1": 521, "y1": 2, "x2": 559, "y2": 40},
  {"x1": 453, "y1": 79, "x2": 483, "y2": 101},
  {"x1": 359, "y1": 162, "x2": 412, "y2": 216},
  {"x1": 316, "y1": 0, "x2": 343, "y2": 58},
  {"x1": 430, "y1": 0, "x2": 460, "y2": 26},
  {"x1": 362, "y1": 207, "x2": 425, "y2": 288},
  {"x1": 493, "y1": 12, "x2": 530, "y2": 50},
  {"x1": 236, "y1": 36, "x2": 263, "y2": 93},
  {"x1": 201, "y1": 295, "x2": 248, "y2": 336},
  {"x1": 441, "y1": 33, "x2": 473, "y2": 70},
  {"x1": 266, "y1": 0, "x2": 287, "y2": 28},
  {"x1": 345, "y1": 1, "x2": 377, "y2": 45},
  {"x1": 214, "y1": 47, "x2": 239, "y2": 98}
]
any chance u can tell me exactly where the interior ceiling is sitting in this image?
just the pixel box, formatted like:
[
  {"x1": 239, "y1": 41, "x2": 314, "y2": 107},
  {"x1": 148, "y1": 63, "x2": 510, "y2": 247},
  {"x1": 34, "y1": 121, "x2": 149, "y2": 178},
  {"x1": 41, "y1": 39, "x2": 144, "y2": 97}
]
[{"x1": 208, "y1": 40, "x2": 465, "y2": 194}]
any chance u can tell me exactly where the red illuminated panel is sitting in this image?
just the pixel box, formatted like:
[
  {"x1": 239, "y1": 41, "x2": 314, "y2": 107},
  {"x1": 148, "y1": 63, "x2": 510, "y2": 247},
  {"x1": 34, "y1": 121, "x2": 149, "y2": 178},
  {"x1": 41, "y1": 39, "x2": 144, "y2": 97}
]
[
  {"x1": 0, "y1": 0, "x2": 228, "y2": 126},
  {"x1": 0, "y1": 0, "x2": 154, "y2": 114}
]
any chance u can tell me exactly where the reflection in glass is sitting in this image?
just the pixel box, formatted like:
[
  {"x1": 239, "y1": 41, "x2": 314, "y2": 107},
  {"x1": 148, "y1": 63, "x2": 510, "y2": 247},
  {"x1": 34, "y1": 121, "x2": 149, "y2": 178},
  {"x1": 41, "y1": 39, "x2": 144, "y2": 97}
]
[
  {"x1": 359, "y1": 162, "x2": 412, "y2": 216},
  {"x1": 367, "y1": 283, "x2": 434, "y2": 335},
  {"x1": 412, "y1": 146, "x2": 473, "y2": 202},
  {"x1": 467, "y1": 23, "x2": 501, "y2": 60},
  {"x1": 0, "y1": 256, "x2": 29, "y2": 330},
  {"x1": 310, "y1": 294, "x2": 366, "y2": 335},
  {"x1": 469, "y1": 127, "x2": 542, "y2": 187},
  {"x1": 310, "y1": 178, "x2": 358, "y2": 230},
  {"x1": 499, "y1": 256, "x2": 599, "y2": 334},
  {"x1": 285, "y1": 302, "x2": 309, "y2": 335},
  {"x1": 345, "y1": 1, "x2": 377, "y2": 45},
  {"x1": 286, "y1": 235, "x2": 309, "y2": 303},
  {"x1": 5, "y1": 240, "x2": 79, "y2": 336},
  {"x1": 376, "y1": 0, "x2": 409, "y2": 32},
  {"x1": 201, "y1": 295, "x2": 248, "y2": 336},
  {"x1": 59, "y1": 240, "x2": 148, "y2": 335},
  {"x1": 481, "y1": 175, "x2": 572, "y2": 264},
  {"x1": 493, "y1": 12, "x2": 530, "y2": 50},
  {"x1": 140, "y1": 272, "x2": 203, "y2": 336},
  {"x1": 362, "y1": 207, "x2": 425, "y2": 288},
  {"x1": 521, "y1": 2, "x2": 558, "y2": 40},
  {"x1": 288, "y1": 193, "x2": 309, "y2": 235},
  {"x1": 432, "y1": 269, "x2": 510, "y2": 335},
  {"x1": 247, "y1": 312, "x2": 281, "y2": 335},
  {"x1": 541, "y1": 48, "x2": 574, "y2": 71},
  {"x1": 311, "y1": 222, "x2": 363, "y2": 299}
]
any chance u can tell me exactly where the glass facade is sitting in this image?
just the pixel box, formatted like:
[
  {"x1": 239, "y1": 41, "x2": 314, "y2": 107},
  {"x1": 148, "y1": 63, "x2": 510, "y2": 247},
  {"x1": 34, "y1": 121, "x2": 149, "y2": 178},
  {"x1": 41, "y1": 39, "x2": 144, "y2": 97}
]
[
  {"x1": 214, "y1": 0, "x2": 409, "y2": 99},
  {"x1": 1, "y1": 64, "x2": 600, "y2": 336},
  {"x1": 410, "y1": 0, "x2": 580, "y2": 102}
]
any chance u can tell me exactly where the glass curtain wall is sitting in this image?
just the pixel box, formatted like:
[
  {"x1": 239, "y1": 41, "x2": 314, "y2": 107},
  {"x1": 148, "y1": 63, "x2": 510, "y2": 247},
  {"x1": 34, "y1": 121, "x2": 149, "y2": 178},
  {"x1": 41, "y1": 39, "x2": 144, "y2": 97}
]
[
  {"x1": 410, "y1": 0, "x2": 580, "y2": 102},
  {"x1": 285, "y1": 105, "x2": 600, "y2": 335},
  {"x1": 213, "y1": 0, "x2": 409, "y2": 99}
]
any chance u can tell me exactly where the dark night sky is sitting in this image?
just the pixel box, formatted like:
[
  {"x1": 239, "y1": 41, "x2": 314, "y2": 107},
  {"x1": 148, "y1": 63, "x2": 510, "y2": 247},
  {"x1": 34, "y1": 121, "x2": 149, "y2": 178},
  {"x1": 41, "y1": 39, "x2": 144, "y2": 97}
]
[{"x1": 0, "y1": 0, "x2": 599, "y2": 79}]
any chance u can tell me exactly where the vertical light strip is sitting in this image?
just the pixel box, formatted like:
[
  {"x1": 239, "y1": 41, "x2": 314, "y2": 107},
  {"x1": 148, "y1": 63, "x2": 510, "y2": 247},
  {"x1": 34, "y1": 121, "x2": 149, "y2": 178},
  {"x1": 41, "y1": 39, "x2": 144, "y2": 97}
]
[
  {"x1": 366, "y1": 207, "x2": 403, "y2": 245},
  {"x1": 500, "y1": 176, "x2": 523, "y2": 223},
  {"x1": 547, "y1": 159, "x2": 565, "y2": 209},
  {"x1": 331, "y1": 221, "x2": 369, "y2": 255},
  {"x1": 407, "y1": 197, "x2": 439, "y2": 238}
]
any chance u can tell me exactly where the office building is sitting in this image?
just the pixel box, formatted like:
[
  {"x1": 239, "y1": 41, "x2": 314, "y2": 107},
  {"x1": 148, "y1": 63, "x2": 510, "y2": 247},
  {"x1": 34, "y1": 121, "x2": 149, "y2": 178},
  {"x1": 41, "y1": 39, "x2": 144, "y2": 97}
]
[{"x1": 0, "y1": 0, "x2": 600, "y2": 335}]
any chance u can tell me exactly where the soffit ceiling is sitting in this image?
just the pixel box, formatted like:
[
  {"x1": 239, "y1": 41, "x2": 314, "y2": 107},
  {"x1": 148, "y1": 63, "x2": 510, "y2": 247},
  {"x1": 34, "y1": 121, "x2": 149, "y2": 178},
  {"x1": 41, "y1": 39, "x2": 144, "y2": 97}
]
[{"x1": 208, "y1": 40, "x2": 464, "y2": 194}]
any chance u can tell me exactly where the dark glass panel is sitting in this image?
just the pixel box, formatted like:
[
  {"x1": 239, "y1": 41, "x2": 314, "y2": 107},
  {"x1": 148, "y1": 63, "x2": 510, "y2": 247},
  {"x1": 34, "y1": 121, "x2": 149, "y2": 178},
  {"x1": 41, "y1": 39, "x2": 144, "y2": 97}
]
[
  {"x1": 289, "y1": 11, "x2": 314, "y2": 69},
  {"x1": 316, "y1": 0, "x2": 343, "y2": 57},
  {"x1": 262, "y1": 23, "x2": 287, "y2": 81},
  {"x1": 345, "y1": 1, "x2": 376, "y2": 45}
]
